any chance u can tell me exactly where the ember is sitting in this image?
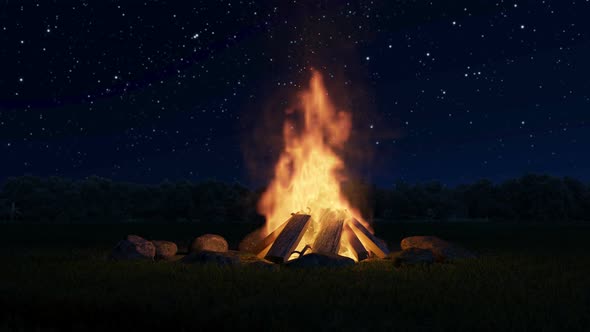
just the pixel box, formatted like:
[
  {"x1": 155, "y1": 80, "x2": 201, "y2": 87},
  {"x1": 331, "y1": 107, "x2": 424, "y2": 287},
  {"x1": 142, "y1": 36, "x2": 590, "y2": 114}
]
[{"x1": 247, "y1": 71, "x2": 388, "y2": 263}]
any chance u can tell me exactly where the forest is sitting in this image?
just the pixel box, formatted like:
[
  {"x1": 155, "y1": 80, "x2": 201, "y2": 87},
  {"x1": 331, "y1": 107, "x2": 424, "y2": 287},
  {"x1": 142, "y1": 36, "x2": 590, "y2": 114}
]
[{"x1": 0, "y1": 174, "x2": 588, "y2": 223}]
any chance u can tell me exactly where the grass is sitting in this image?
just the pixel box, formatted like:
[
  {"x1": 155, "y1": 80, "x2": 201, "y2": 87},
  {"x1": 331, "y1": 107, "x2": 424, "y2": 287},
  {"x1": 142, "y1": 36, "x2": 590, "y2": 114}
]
[{"x1": 1, "y1": 221, "x2": 590, "y2": 331}]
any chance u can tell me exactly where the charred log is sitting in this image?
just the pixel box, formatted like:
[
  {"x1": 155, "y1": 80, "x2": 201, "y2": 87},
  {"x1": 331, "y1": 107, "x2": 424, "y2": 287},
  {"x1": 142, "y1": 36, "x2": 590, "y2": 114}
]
[
  {"x1": 343, "y1": 223, "x2": 369, "y2": 261},
  {"x1": 265, "y1": 214, "x2": 311, "y2": 263},
  {"x1": 252, "y1": 218, "x2": 290, "y2": 258},
  {"x1": 312, "y1": 210, "x2": 344, "y2": 255},
  {"x1": 347, "y1": 218, "x2": 389, "y2": 258}
]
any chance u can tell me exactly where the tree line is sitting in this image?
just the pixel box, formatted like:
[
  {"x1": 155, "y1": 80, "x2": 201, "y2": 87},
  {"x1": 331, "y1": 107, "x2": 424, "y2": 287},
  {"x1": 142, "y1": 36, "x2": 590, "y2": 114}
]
[{"x1": 0, "y1": 174, "x2": 588, "y2": 223}]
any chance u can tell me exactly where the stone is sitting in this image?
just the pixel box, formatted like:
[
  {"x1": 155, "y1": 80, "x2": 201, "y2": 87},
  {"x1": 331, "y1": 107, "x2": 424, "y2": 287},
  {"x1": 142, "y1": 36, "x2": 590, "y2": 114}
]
[
  {"x1": 190, "y1": 234, "x2": 228, "y2": 253},
  {"x1": 400, "y1": 236, "x2": 476, "y2": 261},
  {"x1": 126, "y1": 234, "x2": 156, "y2": 258},
  {"x1": 238, "y1": 252, "x2": 279, "y2": 270},
  {"x1": 284, "y1": 253, "x2": 355, "y2": 268},
  {"x1": 181, "y1": 250, "x2": 278, "y2": 269},
  {"x1": 110, "y1": 234, "x2": 155, "y2": 260},
  {"x1": 181, "y1": 250, "x2": 241, "y2": 266},
  {"x1": 238, "y1": 229, "x2": 265, "y2": 253},
  {"x1": 110, "y1": 240, "x2": 143, "y2": 260},
  {"x1": 388, "y1": 248, "x2": 435, "y2": 267},
  {"x1": 400, "y1": 236, "x2": 448, "y2": 250},
  {"x1": 127, "y1": 234, "x2": 147, "y2": 245},
  {"x1": 152, "y1": 240, "x2": 178, "y2": 260},
  {"x1": 245, "y1": 260, "x2": 279, "y2": 271}
]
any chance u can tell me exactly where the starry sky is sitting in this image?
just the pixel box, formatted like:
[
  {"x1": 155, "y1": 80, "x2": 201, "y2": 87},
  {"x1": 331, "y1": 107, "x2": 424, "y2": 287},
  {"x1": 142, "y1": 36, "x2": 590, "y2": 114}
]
[{"x1": 1, "y1": 1, "x2": 589, "y2": 187}]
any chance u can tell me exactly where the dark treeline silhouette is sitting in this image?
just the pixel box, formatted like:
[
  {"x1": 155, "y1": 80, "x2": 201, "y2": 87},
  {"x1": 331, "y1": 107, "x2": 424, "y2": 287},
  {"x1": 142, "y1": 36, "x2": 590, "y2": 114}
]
[{"x1": 0, "y1": 174, "x2": 589, "y2": 223}]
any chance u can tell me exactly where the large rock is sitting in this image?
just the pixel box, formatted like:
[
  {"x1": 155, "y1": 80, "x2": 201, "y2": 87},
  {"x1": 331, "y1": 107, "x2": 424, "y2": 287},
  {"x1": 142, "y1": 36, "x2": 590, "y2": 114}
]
[
  {"x1": 181, "y1": 250, "x2": 277, "y2": 269},
  {"x1": 190, "y1": 234, "x2": 228, "y2": 253},
  {"x1": 245, "y1": 259, "x2": 279, "y2": 271},
  {"x1": 152, "y1": 240, "x2": 178, "y2": 260},
  {"x1": 182, "y1": 250, "x2": 240, "y2": 266},
  {"x1": 387, "y1": 248, "x2": 435, "y2": 267},
  {"x1": 127, "y1": 234, "x2": 146, "y2": 244},
  {"x1": 400, "y1": 236, "x2": 476, "y2": 261},
  {"x1": 284, "y1": 253, "x2": 355, "y2": 268},
  {"x1": 400, "y1": 236, "x2": 448, "y2": 250},
  {"x1": 110, "y1": 235, "x2": 155, "y2": 260},
  {"x1": 238, "y1": 252, "x2": 279, "y2": 270},
  {"x1": 238, "y1": 228, "x2": 265, "y2": 253}
]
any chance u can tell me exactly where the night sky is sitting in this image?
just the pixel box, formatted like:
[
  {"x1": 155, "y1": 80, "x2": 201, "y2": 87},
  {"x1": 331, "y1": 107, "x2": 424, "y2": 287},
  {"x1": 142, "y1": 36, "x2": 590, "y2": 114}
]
[{"x1": 1, "y1": 1, "x2": 589, "y2": 187}]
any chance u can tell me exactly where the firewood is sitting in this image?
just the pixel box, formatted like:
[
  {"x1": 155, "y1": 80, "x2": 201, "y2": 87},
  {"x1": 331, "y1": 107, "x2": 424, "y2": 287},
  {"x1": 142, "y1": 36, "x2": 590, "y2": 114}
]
[
  {"x1": 343, "y1": 223, "x2": 369, "y2": 261},
  {"x1": 252, "y1": 218, "x2": 290, "y2": 258},
  {"x1": 347, "y1": 218, "x2": 389, "y2": 258},
  {"x1": 312, "y1": 210, "x2": 344, "y2": 255},
  {"x1": 265, "y1": 214, "x2": 311, "y2": 263}
]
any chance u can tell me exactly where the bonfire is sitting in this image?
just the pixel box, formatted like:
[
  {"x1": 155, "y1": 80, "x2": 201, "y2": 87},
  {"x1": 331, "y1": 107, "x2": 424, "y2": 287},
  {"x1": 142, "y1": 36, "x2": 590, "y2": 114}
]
[{"x1": 246, "y1": 71, "x2": 389, "y2": 263}]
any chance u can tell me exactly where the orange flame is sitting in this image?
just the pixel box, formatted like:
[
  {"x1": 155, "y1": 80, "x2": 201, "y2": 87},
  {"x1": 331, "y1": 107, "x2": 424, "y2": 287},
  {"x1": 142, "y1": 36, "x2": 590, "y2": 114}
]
[{"x1": 257, "y1": 70, "x2": 370, "y2": 260}]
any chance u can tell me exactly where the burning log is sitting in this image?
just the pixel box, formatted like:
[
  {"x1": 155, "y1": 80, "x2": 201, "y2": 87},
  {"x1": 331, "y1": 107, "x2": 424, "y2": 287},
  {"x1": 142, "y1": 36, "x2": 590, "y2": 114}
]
[
  {"x1": 253, "y1": 218, "x2": 290, "y2": 258},
  {"x1": 347, "y1": 218, "x2": 389, "y2": 258},
  {"x1": 343, "y1": 224, "x2": 369, "y2": 261},
  {"x1": 312, "y1": 210, "x2": 344, "y2": 255},
  {"x1": 265, "y1": 214, "x2": 311, "y2": 263}
]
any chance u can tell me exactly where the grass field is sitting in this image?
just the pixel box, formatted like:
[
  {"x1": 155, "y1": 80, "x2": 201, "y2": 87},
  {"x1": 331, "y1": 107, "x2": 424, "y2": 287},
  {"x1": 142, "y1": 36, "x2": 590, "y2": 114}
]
[{"x1": 1, "y1": 222, "x2": 590, "y2": 331}]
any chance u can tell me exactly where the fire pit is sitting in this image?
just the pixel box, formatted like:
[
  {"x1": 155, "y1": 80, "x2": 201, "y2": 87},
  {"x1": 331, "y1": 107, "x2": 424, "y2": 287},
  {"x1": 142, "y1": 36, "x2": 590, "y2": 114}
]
[
  {"x1": 244, "y1": 71, "x2": 389, "y2": 264},
  {"x1": 109, "y1": 73, "x2": 477, "y2": 268},
  {"x1": 250, "y1": 211, "x2": 389, "y2": 263}
]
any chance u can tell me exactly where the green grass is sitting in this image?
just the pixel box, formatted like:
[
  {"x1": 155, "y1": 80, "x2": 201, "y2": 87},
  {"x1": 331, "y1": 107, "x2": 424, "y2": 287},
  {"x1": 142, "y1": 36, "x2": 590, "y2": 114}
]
[{"x1": 1, "y1": 222, "x2": 590, "y2": 331}]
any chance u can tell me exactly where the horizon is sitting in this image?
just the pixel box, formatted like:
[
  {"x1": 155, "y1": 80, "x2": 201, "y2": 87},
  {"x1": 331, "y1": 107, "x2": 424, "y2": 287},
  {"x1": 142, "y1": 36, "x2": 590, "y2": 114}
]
[{"x1": 2, "y1": 171, "x2": 588, "y2": 191}]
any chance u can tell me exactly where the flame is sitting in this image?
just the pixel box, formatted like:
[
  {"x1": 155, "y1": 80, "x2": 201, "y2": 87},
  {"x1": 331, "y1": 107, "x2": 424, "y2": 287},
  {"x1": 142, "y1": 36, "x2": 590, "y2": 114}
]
[{"x1": 257, "y1": 70, "x2": 371, "y2": 261}]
